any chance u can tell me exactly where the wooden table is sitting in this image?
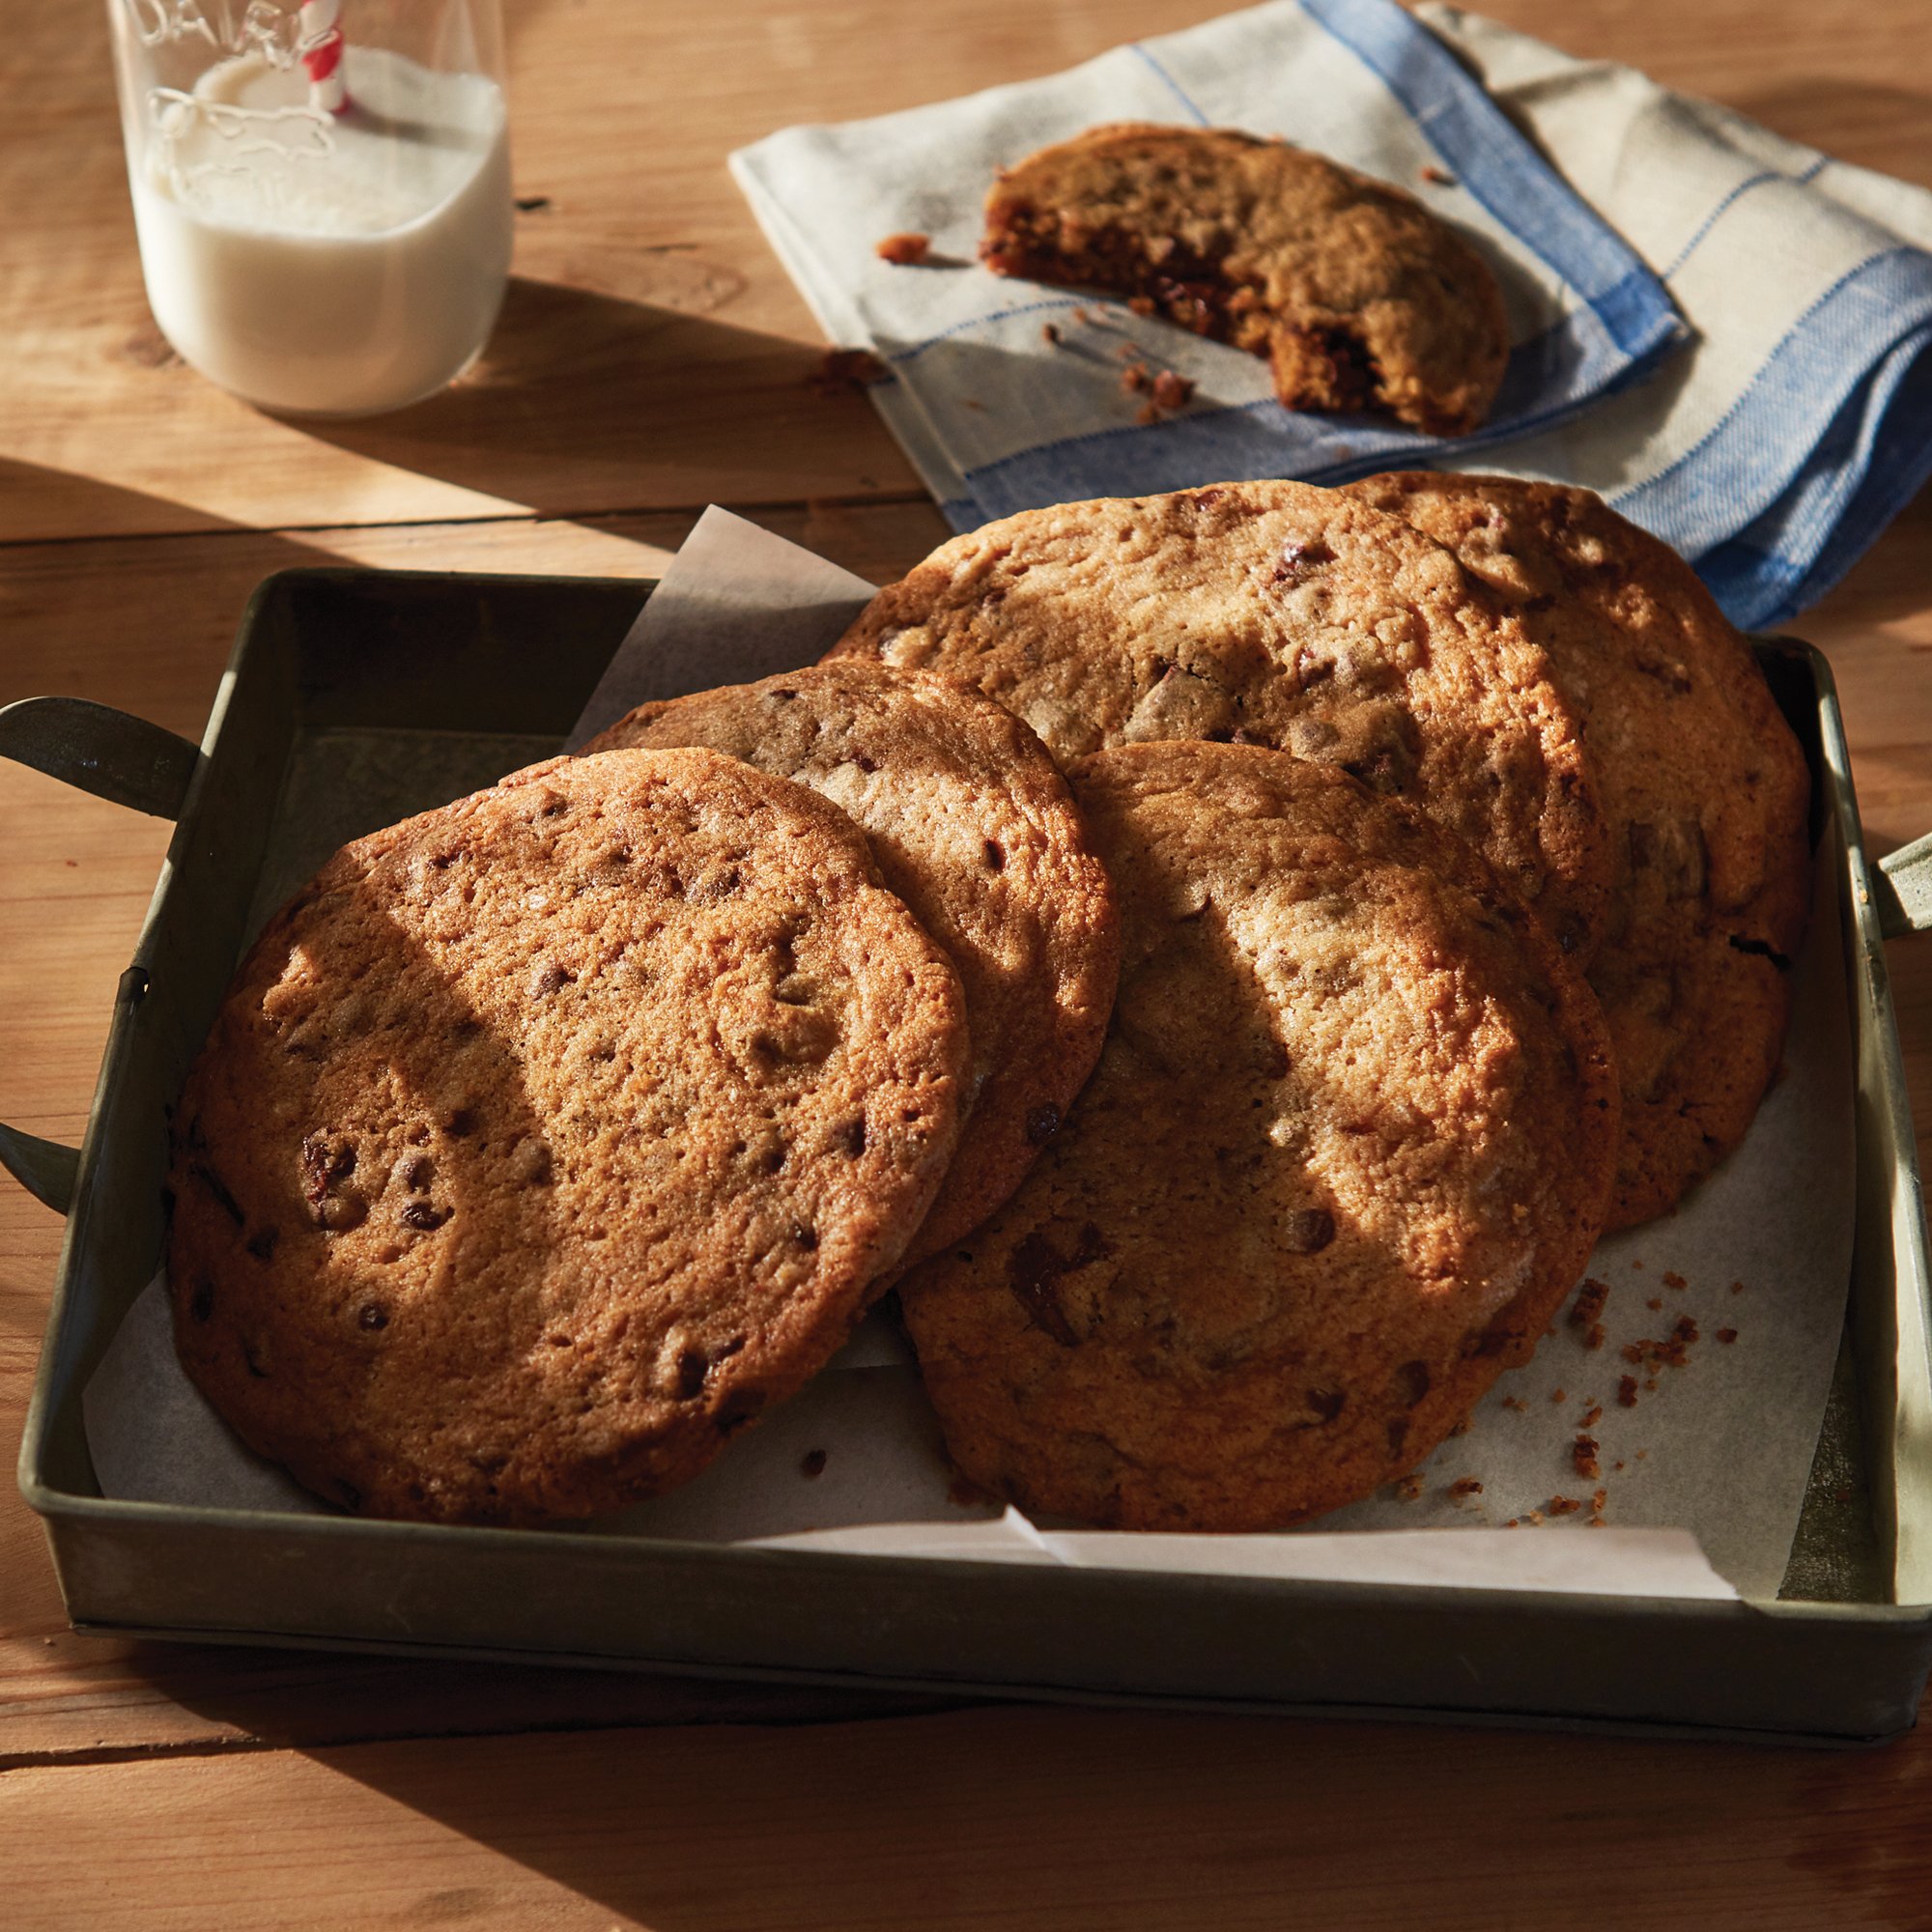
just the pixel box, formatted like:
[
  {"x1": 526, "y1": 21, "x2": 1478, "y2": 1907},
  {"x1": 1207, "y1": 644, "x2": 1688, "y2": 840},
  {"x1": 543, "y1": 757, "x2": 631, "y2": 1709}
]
[{"x1": 7, "y1": 1, "x2": 1932, "y2": 1923}]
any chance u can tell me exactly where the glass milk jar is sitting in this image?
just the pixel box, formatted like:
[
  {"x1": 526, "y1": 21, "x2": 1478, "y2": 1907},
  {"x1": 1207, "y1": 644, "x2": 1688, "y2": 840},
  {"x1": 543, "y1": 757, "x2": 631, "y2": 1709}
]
[{"x1": 108, "y1": 0, "x2": 513, "y2": 416}]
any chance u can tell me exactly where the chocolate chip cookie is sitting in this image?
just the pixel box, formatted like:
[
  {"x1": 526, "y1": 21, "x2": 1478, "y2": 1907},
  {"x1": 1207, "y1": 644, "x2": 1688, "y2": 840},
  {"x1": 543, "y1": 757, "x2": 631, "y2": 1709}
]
[
  {"x1": 830, "y1": 480, "x2": 1611, "y2": 958},
  {"x1": 900, "y1": 741, "x2": 1619, "y2": 1531},
  {"x1": 169, "y1": 748, "x2": 971, "y2": 1524},
  {"x1": 1345, "y1": 472, "x2": 1811, "y2": 1226},
  {"x1": 581, "y1": 660, "x2": 1121, "y2": 1264},
  {"x1": 982, "y1": 123, "x2": 1510, "y2": 434}
]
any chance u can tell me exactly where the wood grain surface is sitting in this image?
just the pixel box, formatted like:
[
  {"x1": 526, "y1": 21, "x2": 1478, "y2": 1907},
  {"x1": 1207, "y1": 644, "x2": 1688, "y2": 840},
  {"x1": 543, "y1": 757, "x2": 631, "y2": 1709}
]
[{"x1": 5, "y1": 0, "x2": 1932, "y2": 1923}]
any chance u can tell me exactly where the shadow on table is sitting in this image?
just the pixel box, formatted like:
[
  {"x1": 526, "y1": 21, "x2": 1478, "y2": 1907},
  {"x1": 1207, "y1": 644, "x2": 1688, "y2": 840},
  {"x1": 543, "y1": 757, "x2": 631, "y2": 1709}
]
[
  {"x1": 298, "y1": 276, "x2": 920, "y2": 517},
  {"x1": 286, "y1": 1697, "x2": 1932, "y2": 1928},
  {"x1": 0, "y1": 460, "x2": 343, "y2": 729}
]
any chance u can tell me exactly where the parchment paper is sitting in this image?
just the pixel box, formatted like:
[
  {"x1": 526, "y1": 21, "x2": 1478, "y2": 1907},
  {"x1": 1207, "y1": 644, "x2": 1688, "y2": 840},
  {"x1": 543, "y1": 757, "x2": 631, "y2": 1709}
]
[{"x1": 84, "y1": 508, "x2": 1858, "y2": 1602}]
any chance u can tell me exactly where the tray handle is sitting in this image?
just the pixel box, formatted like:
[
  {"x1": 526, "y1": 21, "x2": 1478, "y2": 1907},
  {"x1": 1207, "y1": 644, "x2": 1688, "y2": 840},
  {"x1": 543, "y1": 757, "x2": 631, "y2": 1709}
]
[
  {"x1": 1875, "y1": 833, "x2": 1932, "y2": 941},
  {"x1": 0, "y1": 697, "x2": 201, "y2": 1214}
]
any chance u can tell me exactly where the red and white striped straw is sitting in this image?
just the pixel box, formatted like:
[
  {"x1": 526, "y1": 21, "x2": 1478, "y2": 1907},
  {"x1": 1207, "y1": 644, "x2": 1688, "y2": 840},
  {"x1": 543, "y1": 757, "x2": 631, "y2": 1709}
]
[{"x1": 298, "y1": 0, "x2": 350, "y2": 114}]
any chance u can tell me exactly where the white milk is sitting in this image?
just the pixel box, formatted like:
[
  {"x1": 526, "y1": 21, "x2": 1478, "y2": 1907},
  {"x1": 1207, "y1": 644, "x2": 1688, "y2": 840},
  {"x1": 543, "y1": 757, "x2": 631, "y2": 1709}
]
[{"x1": 128, "y1": 46, "x2": 511, "y2": 416}]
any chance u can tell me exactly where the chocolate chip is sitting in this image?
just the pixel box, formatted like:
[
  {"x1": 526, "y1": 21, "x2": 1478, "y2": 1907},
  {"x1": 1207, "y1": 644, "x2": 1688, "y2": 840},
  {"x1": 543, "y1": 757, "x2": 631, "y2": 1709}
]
[
  {"x1": 242, "y1": 1341, "x2": 269, "y2": 1378},
  {"x1": 793, "y1": 1223, "x2": 818, "y2": 1251},
  {"x1": 1025, "y1": 1104, "x2": 1061, "y2": 1145},
  {"x1": 1308, "y1": 1387, "x2": 1346, "y2": 1423},
  {"x1": 676, "y1": 1348, "x2": 709, "y2": 1398},
  {"x1": 1394, "y1": 1359, "x2": 1431, "y2": 1407},
  {"x1": 1273, "y1": 537, "x2": 1334, "y2": 582},
  {"x1": 358, "y1": 1304, "x2": 388, "y2": 1331},
  {"x1": 1282, "y1": 1208, "x2": 1335, "y2": 1254},
  {"x1": 442, "y1": 1107, "x2": 479, "y2": 1138},
  {"x1": 528, "y1": 960, "x2": 574, "y2": 998},
  {"x1": 400, "y1": 1200, "x2": 450, "y2": 1232},
  {"x1": 189, "y1": 1280, "x2": 214, "y2": 1322},
  {"x1": 841, "y1": 1118, "x2": 867, "y2": 1157},
  {"x1": 983, "y1": 838, "x2": 1006, "y2": 871},
  {"x1": 1007, "y1": 1224, "x2": 1108, "y2": 1348},
  {"x1": 190, "y1": 1161, "x2": 246, "y2": 1226},
  {"x1": 403, "y1": 1156, "x2": 435, "y2": 1192},
  {"x1": 1386, "y1": 1417, "x2": 1410, "y2": 1458}
]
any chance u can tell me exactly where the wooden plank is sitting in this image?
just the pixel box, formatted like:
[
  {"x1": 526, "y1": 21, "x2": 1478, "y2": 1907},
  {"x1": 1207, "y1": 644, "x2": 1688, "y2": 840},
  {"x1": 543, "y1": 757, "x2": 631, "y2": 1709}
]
[
  {"x1": 9, "y1": 1706, "x2": 1932, "y2": 1931},
  {"x1": 3, "y1": 0, "x2": 1926, "y2": 541}
]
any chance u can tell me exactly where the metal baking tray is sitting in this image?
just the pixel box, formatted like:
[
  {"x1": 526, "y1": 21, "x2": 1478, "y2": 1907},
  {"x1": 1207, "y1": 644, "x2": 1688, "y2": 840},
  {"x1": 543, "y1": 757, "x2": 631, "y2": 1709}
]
[{"x1": 13, "y1": 567, "x2": 1932, "y2": 1746}]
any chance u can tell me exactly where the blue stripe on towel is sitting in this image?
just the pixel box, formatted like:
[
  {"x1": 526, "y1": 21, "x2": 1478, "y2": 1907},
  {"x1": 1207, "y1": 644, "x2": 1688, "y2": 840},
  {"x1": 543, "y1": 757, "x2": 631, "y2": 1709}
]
[
  {"x1": 1692, "y1": 320, "x2": 1932, "y2": 629},
  {"x1": 1611, "y1": 249, "x2": 1932, "y2": 560},
  {"x1": 1296, "y1": 0, "x2": 1677, "y2": 343}
]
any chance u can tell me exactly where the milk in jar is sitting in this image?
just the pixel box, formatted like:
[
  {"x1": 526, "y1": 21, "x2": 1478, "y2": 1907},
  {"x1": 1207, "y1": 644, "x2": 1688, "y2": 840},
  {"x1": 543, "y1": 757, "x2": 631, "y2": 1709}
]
[{"x1": 128, "y1": 45, "x2": 511, "y2": 416}]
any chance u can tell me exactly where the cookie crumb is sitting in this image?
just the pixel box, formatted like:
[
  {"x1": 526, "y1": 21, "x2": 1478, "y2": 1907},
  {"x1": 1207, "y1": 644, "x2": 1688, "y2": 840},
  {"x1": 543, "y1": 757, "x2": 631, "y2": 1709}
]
[
  {"x1": 1547, "y1": 1495, "x2": 1584, "y2": 1517},
  {"x1": 1646, "y1": 1296, "x2": 1663, "y2": 1311},
  {"x1": 1420, "y1": 163, "x2": 1457, "y2": 186},
  {"x1": 1717, "y1": 1326, "x2": 1739, "y2": 1344},
  {"x1": 1135, "y1": 402, "x2": 1162, "y2": 425},
  {"x1": 1550, "y1": 1387, "x2": 1567, "y2": 1404},
  {"x1": 1573, "y1": 1434, "x2": 1601, "y2": 1481},
  {"x1": 1662, "y1": 1269, "x2": 1688, "y2": 1291},
  {"x1": 1448, "y1": 1477, "x2": 1484, "y2": 1498},
  {"x1": 1617, "y1": 1375, "x2": 1639, "y2": 1408},
  {"x1": 1041, "y1": 322, "x2": 1062, "y2": 345},
  {"x1": 1394, "y1": 1473, "x2": 1424, "y2": 1502},
  {"x1": 810, "y1": 348, "x2": 891, "y2": 394},
  {"x1": 1151, "y1": 369, "x2": 1196, "y2": 410},
  {"x1": 876, "y1": 231, "x2": 931, "y2": 266},
  {"x1": 1730, "y1": 1279, "x2": 1746, "y2": 1295},
  {"x1": 1501, "y1": 1395, "x2": 1526, "y2": 1412},
  {"x1": 800, "y1": 1449, "x2": 828, "y2": 1479},
  {"x1": 1570, "y1": 1277, "x2": 1610, "y2": 1334},
  {"x1": 1579, "y1": 1404, "x2": 1603, "y2": 1428},
  {"x1": 1122, "y1": 363, "x2": 1151, "y2": 394}
]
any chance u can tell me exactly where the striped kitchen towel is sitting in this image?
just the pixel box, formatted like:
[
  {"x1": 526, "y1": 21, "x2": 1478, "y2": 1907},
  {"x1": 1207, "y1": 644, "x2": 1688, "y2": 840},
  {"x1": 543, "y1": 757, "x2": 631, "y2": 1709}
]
[{"x1": 732, "y1": 0, "x2": 1932, "y2": 629}]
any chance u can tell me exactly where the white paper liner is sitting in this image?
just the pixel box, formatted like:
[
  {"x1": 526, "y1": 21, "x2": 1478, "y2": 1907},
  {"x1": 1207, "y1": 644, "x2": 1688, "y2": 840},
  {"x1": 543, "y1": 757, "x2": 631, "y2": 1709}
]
[{"x1": 84, "y1": 507, "x2": 1860, "y2": 1603}]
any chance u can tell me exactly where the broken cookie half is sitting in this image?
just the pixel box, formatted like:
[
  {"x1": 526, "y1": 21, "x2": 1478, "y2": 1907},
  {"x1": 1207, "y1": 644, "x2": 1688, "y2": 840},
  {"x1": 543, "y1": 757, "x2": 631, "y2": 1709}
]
[{"x1": 981, "y1": 123, "x2": 1510, "y2": 436}]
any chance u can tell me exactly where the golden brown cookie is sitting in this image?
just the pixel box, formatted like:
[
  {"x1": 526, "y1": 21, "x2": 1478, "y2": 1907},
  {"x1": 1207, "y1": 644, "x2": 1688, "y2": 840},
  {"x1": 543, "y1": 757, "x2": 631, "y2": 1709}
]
[
  {"x1": 580, "y1": 660, "x2": 1121, "y2": 1264},
  {"x1": 900, "y1": 742, "x2": 1619, "y2": 1532},
  {"x1": 1344, "y1": 472, "x2": 1811, "y2": 1227},
  {"x1": 168, "y1": 748, "x2": 971, "y2": 1525},
  {"x1": 981, "y1": 123, "x2": 1510, "y2": 434},
  {"x1": 830, "y1": 480, "x2": 1611, "y2": 959}
]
